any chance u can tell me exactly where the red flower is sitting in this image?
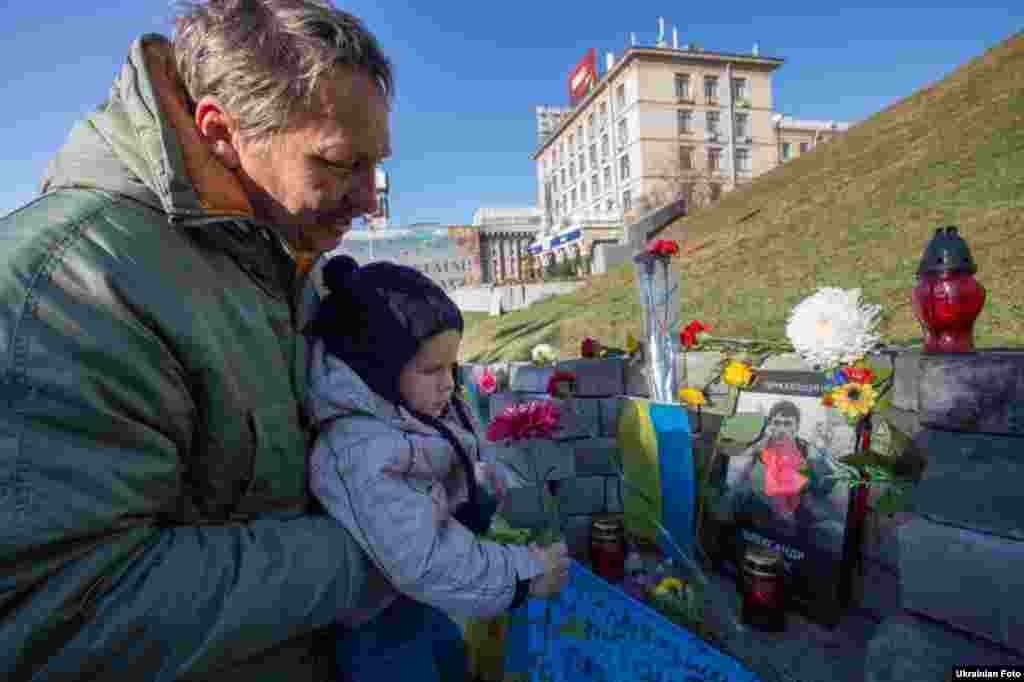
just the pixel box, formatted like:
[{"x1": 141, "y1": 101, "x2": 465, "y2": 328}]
[
  {"x1": 486, "y1": 401, "x2": 562, "y2": 442},
  {"x1": 822, "y1": 393, "x2": 834, "y2": 408},
  {"x1": 645, "y1": 239, "x2": 680, "y2": 257},
  {"x1": 680, "y1": 319, "x2": 713, "y2": 348},
  {"x1": 844, "y1": 367, "x2": 875, "y2": 385},
  {"x1": 547, "y1": 371, "x2": 577, "y2": 398},
  {"x1": 581, "y1": 336, "x2": 598, "y2": 358},
  {"x1": 479, "y1": 369, "x2": 498, "y2": 395}
]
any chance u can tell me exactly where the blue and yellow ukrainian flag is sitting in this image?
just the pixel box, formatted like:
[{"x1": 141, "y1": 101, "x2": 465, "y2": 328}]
[{"x1": 616, "y1": 399, "x2": 695, "y2": 558}]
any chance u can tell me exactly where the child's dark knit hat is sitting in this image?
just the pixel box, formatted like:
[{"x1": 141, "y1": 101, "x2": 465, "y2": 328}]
[{"x1": 312, "y1": 255, "x2": 464, "y2": 405}]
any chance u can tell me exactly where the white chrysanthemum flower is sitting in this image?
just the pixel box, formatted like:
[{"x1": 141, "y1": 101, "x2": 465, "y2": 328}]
[
  {"x1": 785, "y1": 288, "x2": 881, "y2": 369},
  {"x1": 531, "y1": 343, "x2": 559, "y2": 366}
]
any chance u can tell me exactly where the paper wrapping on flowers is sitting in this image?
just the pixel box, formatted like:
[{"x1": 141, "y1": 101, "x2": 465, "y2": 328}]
[{"x1": 634, "y1": 253, "x2": 681, "y2": 403}]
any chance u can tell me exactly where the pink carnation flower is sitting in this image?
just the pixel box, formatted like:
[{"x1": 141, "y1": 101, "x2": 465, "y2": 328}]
[{"x1": 486, "y1": 401, "x2": 562, "y2": 442}]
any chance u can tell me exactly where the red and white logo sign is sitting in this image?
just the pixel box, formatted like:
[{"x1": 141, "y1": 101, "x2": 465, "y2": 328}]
[{"x1": 568, "y1": 48, "x2": 598, "y2": 105}]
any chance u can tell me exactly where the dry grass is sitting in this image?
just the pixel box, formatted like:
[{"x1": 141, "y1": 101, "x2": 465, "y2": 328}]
[{"x1": 461, "y1": 32, "x2": 1024, "y2": 362}]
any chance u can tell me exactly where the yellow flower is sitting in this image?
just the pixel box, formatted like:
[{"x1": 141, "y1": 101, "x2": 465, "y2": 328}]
[
  {"x1": 723, "y1": 361, "x2": 754, "y2": 387},
  {"x1": 654, "y1": 577, "x2": 685, "y2": 596},
  {"x1": 832, "y1": 382, "x2": 877, "y2": 419},
  {"x1": 678, "y1": 387, "x2": 706, "y2": 407},
  {"x1": 626, "y1": 333, "x2": 639, "y2": 354}
]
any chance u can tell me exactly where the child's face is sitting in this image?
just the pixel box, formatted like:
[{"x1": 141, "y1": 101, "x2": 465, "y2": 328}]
[{"x1": 399, "y1": 330, "x2": 461, "y2": 417}]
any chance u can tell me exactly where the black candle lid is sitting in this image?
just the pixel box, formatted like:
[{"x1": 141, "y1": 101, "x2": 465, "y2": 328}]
[{"x1": 917, "y1": 225, "x2": 977, "y2": 275}]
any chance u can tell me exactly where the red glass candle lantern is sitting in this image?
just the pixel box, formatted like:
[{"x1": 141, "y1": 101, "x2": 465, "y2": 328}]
[{"x1": 911, "y1": 226, "x2": 986, "y2": 353}]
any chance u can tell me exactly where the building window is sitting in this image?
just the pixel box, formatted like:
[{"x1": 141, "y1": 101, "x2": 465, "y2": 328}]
[
  {"x1": 568, "y1": 134, "x2": 574, "y2": 152},
  {"x1": 601, "y1": 133, "x2": 609, "y2": 158},
  {"x1": 619, "y1": 153, "x2": 631, "y2": 180},
  {"x1": 799, "y1": 142, "x2": 809, "y2": 154},
  {"x1": 617, "y1": 118, "x2": 628, "y2": 146},
  {"x1": 599, "y1": 101, "x2": 608, "y2": 127},
  {"x1": 616, "y1": 83, "x2": 626, "y2": 108},
  {"x1": 591, "y1": 174, "x2": 599, "y2": 196},
  {"x1": 561, "y1": 168, "x2": 567, "y2": 185},
  {"x1": 782, "y1": 142, "x2": 791, "y2": 160},
  {"x1": 559, "y1": 141, "x2": 565, "y2": 157},
  {"x1": 735, "y1": 112, "x2": 749, "y2": 139},
  {"x1": 704, "y1": 75, "x2": 719, "y2": 101},
  {"x1": 706, "y1": 111, "x2": 720, "y2": 135},
  {"x1": 571, "y1": 188, "x2": 577, "y2": 208},
  {"x1": 603, "y1": 165, "x2": 612, "y2": 187},
  {"x1": 679, "y1": 145, "x2": 694, "y2": 170},
  {"x1": 622, "y1": 189, "x2": 632, "y2": 211},
  {"x1": 579, "y1": 126, "x2": 586, "y2": 146},
  {"x1": 674, "y1": 73, "x2": 691, "y2": 100},
  {"x1": 736, "y1": 148, "x2": 751, "y2": 172},
  {"x1": 732, "y1": 77, "x2": 748, "y2": 102},
  {"x1": 579, "y1": 153, "x2": 586, "y2": 174},
  {"x1": 589, "y1": 143, "x2": 597, "y2": 167},
  {"x1": 554, "y1": 198, "x2": 560, "y2": 214},
  {"x1": 678, "y1": 109, "x2": 692, "y2": 135},
  {"x1": 707, "y1": 147, "x2": 721, "y2": 172},
  {"x1": 552, "y1": 175, "x2": 558, "y2": 192},
  {"x1": 569, "y1": 160, "x2": 575, "y2": 181},
  {"x1": 710, "y1": 183, "x2": 722, "y2": 201},
  {"x1": 580, "y1": 182, "x2": 587, "y2": 202},
  {"x1": 606, "y1": 198, "x2": 615, "y2": 213}
]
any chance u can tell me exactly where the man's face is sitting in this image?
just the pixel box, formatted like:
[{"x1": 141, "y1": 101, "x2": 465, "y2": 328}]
[
  {"x1": 767, "y1": 414, "x2": 799, "y2": 442},
  {"x1": 233, "y1": 69, "x2": 391, "y2": 254}
]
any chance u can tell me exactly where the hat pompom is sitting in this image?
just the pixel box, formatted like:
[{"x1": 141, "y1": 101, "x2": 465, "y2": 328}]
[{"x1": 322, "y1": 255, "x2": 360, "y2": 296}]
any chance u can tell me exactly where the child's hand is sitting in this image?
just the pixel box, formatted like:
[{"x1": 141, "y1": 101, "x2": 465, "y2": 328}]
[{"x1": 528, "y1": 541, "x2": 571, "y2": 599}]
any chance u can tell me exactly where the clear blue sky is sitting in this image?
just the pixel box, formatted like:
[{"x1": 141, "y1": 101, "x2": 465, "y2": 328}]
[{"x1": 1, "y1": 1, "x2": 1020, "y2": 226}]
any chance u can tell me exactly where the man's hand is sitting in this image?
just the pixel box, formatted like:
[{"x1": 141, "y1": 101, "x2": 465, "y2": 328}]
[{"x1": 527, "y1": 541, "x2": 570, "y2": 599}]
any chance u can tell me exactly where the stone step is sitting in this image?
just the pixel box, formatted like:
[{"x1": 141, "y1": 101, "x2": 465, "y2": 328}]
[
  {"x1": 911, "y1": 428, "x2": 1024, "y2": 540},
  {"x1": 864, "y1": 612, "x2": 1024, "y2": 682},
  {"x1": 898, "y1": 515, "x2": 1024, "y2": 655}
]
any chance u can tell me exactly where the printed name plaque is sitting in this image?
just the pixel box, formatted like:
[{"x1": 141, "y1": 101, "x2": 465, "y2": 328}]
[{"x1": 504, "y1": 561, "x2": 762, "y2": 682}]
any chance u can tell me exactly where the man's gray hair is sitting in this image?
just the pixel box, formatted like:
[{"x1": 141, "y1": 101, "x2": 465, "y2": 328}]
[{"x1": 174, "y1": 0, "x2": 393, "y2": 142}]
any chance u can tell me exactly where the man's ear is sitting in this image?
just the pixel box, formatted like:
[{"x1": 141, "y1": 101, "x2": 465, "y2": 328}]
[{"x1": 194, "y1": 95, "x2": 241, "y2": 170}]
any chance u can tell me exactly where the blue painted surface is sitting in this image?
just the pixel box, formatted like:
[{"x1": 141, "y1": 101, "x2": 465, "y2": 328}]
[
  {"x1": 649, "y1": 402, "x2": 695, "y2": 561},
  {"x1": 505, "y1": 561, "x2": 763, "y2": 682}
]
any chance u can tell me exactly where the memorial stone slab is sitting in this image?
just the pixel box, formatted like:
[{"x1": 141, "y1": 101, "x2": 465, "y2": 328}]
[
  {"x1": 605, "y1": 475, "x2": 623, "y2": 514},
  {"x1": 918, "y1": 352, "x2": 1024, "y2": 435},
  {"x1": 508, "y1": 363, "x2": 555, "y2": 394},
  {"x1": 864, "y1": 613, "x2": 1024, "y2": 682},
  {"x1": 557, "y1": 476, "x2": 613, "y2": 516},
  {"x1": 898, "y1": 515, "x2": 1024, "y2": 654},
  {"x1": 758, "y1": 353, "x2": 816, "y2": 371},
  {"x1": 562, "y1": 514, "x2": 593, "y2": 562},
  {"x1": 911, "y1": 428, "x2": 1024, "y2": 540},
  {"x1": 491, "y1": 438, "x2": 575, "y2": 487},
  {"x1": 500, "y1": 485, "x2": 552, "y2": 528},
  {"x1": 623, "y1": 358, "x2": 651, "y2": 397},
  {"x1": 598, "y1": 397, "x2": 622, "y2": 437},
  {"x1": 675, "y1": 350, "x2": 728, "y2": 389},
  {"x1": 571, "y1": 437, "x2": 620, "y2": 477},
  {"x1": 891, "y1": 350, "x2": 921, "y2": 412},
  {"x1": 557, "y1": 357, "x2": 626, "y2": 396}
]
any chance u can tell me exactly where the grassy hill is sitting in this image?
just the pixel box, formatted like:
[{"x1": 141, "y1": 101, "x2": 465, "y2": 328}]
[{"x1": 461, "y1": 32, "x2": 1024, "y2": 363}]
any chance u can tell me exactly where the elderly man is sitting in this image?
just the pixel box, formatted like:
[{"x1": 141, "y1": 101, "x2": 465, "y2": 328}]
[{"x1": 1, "y1": 1, "x2": 392, "y2": 679}]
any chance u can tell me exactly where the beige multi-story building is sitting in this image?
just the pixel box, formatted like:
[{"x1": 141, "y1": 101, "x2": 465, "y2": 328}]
[
  {"x1": 532, "y1": 44, "x2": 787, "y2": 228},
  {"x1": 530, "y1": 38, "x2": 850, "y2": 256},
  {"x1": 774, "y1": 115, "x2": 850, "y2": 163}
]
